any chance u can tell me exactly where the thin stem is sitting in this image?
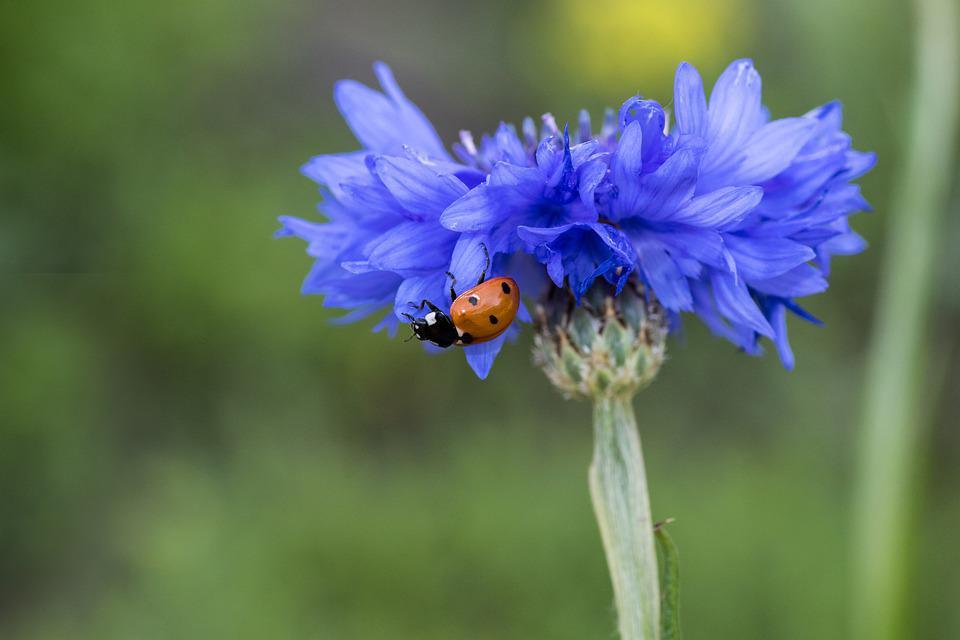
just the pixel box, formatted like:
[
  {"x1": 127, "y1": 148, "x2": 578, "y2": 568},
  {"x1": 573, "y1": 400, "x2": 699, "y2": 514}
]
[
  {"x1": 590, "y1": 395, "x2": 660, "y2": 640},
  {"x1": 851, "y1": 0, "x2": 960, "y2": 638}
]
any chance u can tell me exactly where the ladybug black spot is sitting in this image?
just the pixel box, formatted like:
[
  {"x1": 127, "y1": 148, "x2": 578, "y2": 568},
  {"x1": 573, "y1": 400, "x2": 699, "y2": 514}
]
[
  {"x1": 501, "y1": 282, "x2": 511, "y2": 294},
  {"x1": 461, "y1": 332, "x2": 474, "y2": 344},
  {"x1": 468, "y1": 295, "x2": 479, "y2": 306},
  {"x1": 489, "y1": 315, "x2": 499, "y2": 325}
]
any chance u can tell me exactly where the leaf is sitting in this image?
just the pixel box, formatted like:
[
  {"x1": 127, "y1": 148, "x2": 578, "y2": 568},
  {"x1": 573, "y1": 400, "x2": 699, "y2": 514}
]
[{"x1": 655, "y1": 521, "x2": 681, "y2": 640}]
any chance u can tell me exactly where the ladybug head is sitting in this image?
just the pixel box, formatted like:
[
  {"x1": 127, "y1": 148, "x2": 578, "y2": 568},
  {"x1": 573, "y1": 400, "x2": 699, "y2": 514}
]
[{"x1": 401, "y1": 308, "x2": 460, "y2": 349}]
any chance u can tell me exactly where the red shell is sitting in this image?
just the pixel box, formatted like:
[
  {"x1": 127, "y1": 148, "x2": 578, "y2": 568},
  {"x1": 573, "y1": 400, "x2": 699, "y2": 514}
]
[{"x1": 449, "y1": 277, "x2": 520, "y2": 345}]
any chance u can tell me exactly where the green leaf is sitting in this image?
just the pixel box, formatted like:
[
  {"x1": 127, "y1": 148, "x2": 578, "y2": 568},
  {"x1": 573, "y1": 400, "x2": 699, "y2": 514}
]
[
  {"x1": 655, "y1": 522, "x2": 681, "y2": 640},
  {"x1": 560, "y1": 341, "x2": 584, "y2": 383},
  {"x1": 603, "y1": 318, "x2": 630, "y2": 367},
  {"x1": 568, "y1": 307, "x2": 596, "y2": 353}
]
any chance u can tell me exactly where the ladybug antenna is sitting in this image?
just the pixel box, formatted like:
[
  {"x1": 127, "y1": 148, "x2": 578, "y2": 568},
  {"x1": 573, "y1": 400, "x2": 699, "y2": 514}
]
[
  {"x1": 478, "y1": 242, "x2": 490, "y2": 284},
  {"x1": 403, "y1": 331, "x2": 417, "y2": 343},
  {"x1": 446, "y1": 271, "x2": 458, "y2": 302},
  {"x1": 401, "y1": 312, "x2": 415, "y2": 322}
]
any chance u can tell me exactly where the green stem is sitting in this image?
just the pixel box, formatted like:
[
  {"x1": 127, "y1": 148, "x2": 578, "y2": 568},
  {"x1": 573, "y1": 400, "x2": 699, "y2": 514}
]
[
  {"x1": 852, "y1": 0, "x2": 960, "y2": 638},
  {"x1": 590, "y1": 395, "x2": 660, "y2": 640}
]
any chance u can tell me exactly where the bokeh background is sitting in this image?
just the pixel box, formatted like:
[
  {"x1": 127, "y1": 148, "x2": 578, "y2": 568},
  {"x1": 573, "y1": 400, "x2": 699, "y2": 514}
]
[{"x1": 1, "y1": 0, "x2": 958, "y2": 638}]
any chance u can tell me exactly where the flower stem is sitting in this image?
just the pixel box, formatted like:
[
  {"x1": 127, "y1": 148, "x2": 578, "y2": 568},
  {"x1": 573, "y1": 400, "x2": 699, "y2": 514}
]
[
  {"x1": 851, "y1": 0, "x2": 960, "y2": 638},
  {"x1": 589, "y1": 394, "x2": 660, "y2": 640}
]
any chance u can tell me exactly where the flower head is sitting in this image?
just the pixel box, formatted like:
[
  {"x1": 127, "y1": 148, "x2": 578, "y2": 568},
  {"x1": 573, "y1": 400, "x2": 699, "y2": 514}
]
[{"x1": 278, "y1": 59, "x2": 874, "y2": 378}]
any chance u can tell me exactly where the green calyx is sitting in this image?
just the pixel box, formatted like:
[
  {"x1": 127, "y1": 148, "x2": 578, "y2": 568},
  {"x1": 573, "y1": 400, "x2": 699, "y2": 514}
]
[{"x1": 533, "y1": 283, "x2": 668, "y2": 401}]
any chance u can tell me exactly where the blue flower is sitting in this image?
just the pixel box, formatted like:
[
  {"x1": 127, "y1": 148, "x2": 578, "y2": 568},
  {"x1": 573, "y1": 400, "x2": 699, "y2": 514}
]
[{"x1": 278, "y1": 59, "x2": 874, "y2": 377}]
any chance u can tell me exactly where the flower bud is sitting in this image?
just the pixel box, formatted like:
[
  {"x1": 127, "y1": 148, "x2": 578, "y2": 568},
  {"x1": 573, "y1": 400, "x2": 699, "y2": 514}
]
[{"x1": 533, "y1": 283, "x2": 668, "y2": 400}]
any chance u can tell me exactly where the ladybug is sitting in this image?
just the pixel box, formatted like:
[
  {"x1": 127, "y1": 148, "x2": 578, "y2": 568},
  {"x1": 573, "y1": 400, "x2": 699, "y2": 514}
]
[{"x1": 403, "y1": 244, "x2": 519, "y2": 348}]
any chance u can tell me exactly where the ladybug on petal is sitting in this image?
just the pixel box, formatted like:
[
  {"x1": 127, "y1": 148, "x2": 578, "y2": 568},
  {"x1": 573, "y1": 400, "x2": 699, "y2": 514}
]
[{"x1": 403, "y1": 244, "x2": 519, "y2": 348}]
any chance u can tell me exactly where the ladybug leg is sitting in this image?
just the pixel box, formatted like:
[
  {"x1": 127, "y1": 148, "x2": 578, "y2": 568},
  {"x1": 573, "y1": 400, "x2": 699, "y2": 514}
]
[
  {"x1": 445, "y1": 271, "x2": 458, "y2": 302},
  {"x1": 408, "y1": 299, "x2": 444, "y2": 314},
  {"x1": 477, "y1": 242, "x2": 490, "y2": 285},
  {"x1": 423, "y1": 300, "x2": 444, "y2": 314}
]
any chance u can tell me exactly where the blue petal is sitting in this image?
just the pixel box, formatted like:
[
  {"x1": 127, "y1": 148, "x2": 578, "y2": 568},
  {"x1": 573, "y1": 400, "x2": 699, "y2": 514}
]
[
  {"x1": 488, "y1": 162, "x2": 545, "y2": 197},
  {"x1": 842, "y1": 150, "x2": 877, "y2": 181},
  {"x1": 703, "y1": 59, "x2": 765, "y2": 175},
  {"x1": 536, "y1": 135, "x2": 564, "y2": 177},
  {"x1": 668, "y1": 186, "x2": 763, "y2": 228},
  {"x1": 766, "y1": 302, "x2": 796, "y2": 370},
  {"x1": 724, "y1": 235, "x2": 816, "y2": 281},
  {"x1": 394, "y1": 272, "x2": 448, "y2": 320},
  {"x1": 334, "y1": 62, "x2": 450, "y2": 160},
  {"x1": 631, "y1": 233, "x2": 693, "y2": 311},
  {"x1": 612, "y1": 121, "x2": 644, "y2": 213},
  {"x1": 731, "y1": 323, "x2": 764, "y2": 355},
  {"x1": 749, "y1": 264, "x2": 828, "y2": 298},
  {"x1": 577, "y1": 109, "x2": 592, "y2": 143},
  {"x1": 338, "y1": 178, "x2": 405, "y2": 218},
  {"x1": 448, "y1": 234, "x2": 492, "y2": 291},
  {"x1": 570, "y1": 140, "x2": 601, "y2": 168},
  {"x1": 440, "y1": 184, "x2": 504, "y2": 232},
  {"x1": 367, "y1": 221, "x2": 457, "y2": 275},
  {"x1": 301, "y1": 152, "x2": 370, "y2": 200},
  {"x1": 578, "y1": 157, "x2": 608, "y2": 214},
  {"x1": 515, "y1": 223, "x2": 576, "y2": 245},
  {"x1": 645, "y1": 225, "x2": 728, "y2": 270},
  {"x1": 729, "y1": 117, "x2": 818, "y2": 185},
  {"x1": 515, "y1": 223, "x2": 578, "y2": 288},
  {"x1": 544, "y1": 250, "x2": 565, "y2": 287},
  {"x1": 372, "y1": 310, "x2": 401, "y2": 337},
  {"x1": 543, "y1": 127, "x2": 579, "y2": 203},
  {"x1": 441, "y1": 164, "x2": 544, "y2": 233},
  {"x1": 674, "y1": 62, "x2": 707, "y2": 137},
  {"x1": 690, "y1": 278, "x2": 738, "y2": 342},
  {"x1": 516, "y1": 300, "x2": 533, "y2": 323},
  {"x1": 500, "y1": 251, "x2": 552, "y2": 300},
  {"x1": 374, "y1": 156, "x2": 467, "y2": 217},
  {"x1": 805, "y1": 100, "x2": 843, "y2": 129},
  {"x1": 816, "y1": 230, "x2": 867, "y2": 275},
  {"x1": 400, "y1": 145, "x2": 485, "y2": 183},
  {"x1": 626, "y1": 146, "x2": 701, "y2": 221},
  {"x1": 783, "y1": 298, "x2": 824, "y2": 325},
  {"x1": 518, "y1": 223, "x2": 635, "y2": 298},
  {"x1": 370, "y1": 62, "x2": 451, "y2": 160},
  {"x1": 340, "y1": 260, "x2": 377, "y2": 274},
  {"x1": 494, "y1": 122, "x2": 529, "y2": 165},
  {"x1": 618, "y1": 98, "x2": 666, "y2": 163},
  {"x1": 576, "y1": 223, "x2": 637, "y2": 297},
  {"x1": 590, "y1": 222, "x2": 639, "y2": 264},
  {"x1": 276, "y1": 215, "x2": 352, "y2": 261},
  {"x1": 275, "y1": 215, "x2": 326, "y2": 241},
  {"x1": 711, "y1": 272, "x2": 774, "y2": 337},
  {"x1": 313, "y1": 269, "x2": 401, "y2": 306},
  {"x1": 329, "y1": 304, "x2": 385, "y2": 325},
  {"x1": 464, "y1": 332, "x2": 508, "y2": 379}
]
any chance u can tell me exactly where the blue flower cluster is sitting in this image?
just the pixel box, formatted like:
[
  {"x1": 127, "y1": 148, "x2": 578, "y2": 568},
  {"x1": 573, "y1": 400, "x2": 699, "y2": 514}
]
[{"x1": 278, "y1": 60, "x2": 874, "y2": 378}]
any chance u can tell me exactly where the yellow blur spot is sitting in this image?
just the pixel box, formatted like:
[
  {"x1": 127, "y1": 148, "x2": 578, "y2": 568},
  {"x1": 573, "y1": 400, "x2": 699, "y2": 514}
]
[{"x1": 522, "y1": 0, "x2": 751, "y2": 98}]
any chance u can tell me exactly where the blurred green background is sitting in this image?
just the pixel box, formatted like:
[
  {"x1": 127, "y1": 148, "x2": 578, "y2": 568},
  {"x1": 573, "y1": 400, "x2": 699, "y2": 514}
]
[{"x1": 1, "y1": 0, "x2": 958, "y2": 638}]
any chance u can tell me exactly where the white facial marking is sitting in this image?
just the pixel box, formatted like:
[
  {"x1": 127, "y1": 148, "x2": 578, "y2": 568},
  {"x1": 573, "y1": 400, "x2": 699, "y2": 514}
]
[{"x1": 425, "y1": 311, "x2": 437, "y2": 326}]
